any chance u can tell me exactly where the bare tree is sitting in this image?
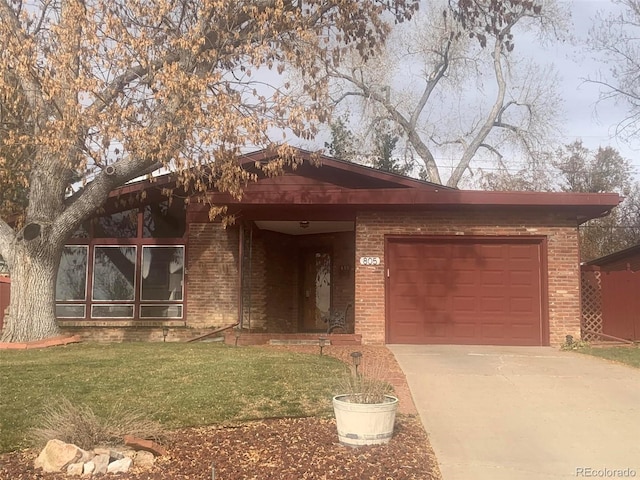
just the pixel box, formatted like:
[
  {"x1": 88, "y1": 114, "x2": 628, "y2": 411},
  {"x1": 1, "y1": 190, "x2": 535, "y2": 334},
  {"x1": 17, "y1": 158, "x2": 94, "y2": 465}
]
[
  {"x1": 327, "y1": 0, "x2": 566, "y2": 187},
  {"x1": 0, "y1": 0, "x2": 420, "y2": 342},
  {"x1": 589, "y1": 0, "x2": 640, "y2": 141},
  {"x1": 479, "y1": 140, "x2": 640, "y2": 260}
]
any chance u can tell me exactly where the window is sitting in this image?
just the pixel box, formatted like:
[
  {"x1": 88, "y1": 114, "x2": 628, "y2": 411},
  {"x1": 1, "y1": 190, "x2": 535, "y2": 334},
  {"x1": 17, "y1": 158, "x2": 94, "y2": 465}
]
[
  {"x1": 55, "y1": 246, "x2": 88, "y2": 318},
  {"x1": 143, "y1": 202, "x2": 186, "y2": 238},
  {"x1": 92, "y1": 246, "x2": 136, "y2": 301},
  {"x1": 94, "y1": 209, "x2": 138, "y2": 238},
  {"x1": 55, "y1": 202, "x2": 186, "y2": 321}
]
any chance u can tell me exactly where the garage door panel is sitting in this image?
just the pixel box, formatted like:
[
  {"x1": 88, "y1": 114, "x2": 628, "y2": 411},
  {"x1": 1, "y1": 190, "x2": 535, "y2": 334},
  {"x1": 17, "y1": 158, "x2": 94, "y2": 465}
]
[
  {"x1": 388, "y1": 239, "x2": 544, "y2": 346},
  {"x1": 480, "y1": 270, "x2": 507, "y2": 287}
]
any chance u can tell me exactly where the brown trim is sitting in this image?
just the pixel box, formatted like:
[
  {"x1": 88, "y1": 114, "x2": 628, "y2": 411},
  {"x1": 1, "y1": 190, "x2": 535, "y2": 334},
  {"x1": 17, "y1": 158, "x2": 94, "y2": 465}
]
[
  {"x1": 205, "y1": 188, "x2": 619, "y2": 210},
  {"x1": 384, "y1": 235, "x2": 550, "y2": 346}
]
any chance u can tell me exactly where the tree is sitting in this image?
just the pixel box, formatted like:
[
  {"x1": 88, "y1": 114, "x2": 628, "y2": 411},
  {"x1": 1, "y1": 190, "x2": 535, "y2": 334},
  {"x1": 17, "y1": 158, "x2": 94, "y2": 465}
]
[
  {"x1": 554, "y1": 141, "x2": 640, "y2": 260},
  {"x1": 0, "y1": 0, "x2": 421, "y2": 343},
  {"x1": 589, "y1": 0, "x2": 640, "y2": 141},
  {"x1": 325, "y1": 116, "x2": 358, "y2": 162},
  {"x1": 325, "y1": 116, "x2": 415, "y2": 175},
  {"x1": 478, "y1": 140, "x2": 640, "y2": 261},
  {"x1": 327, "y1": 0, "x2": 565, "y2": 187}
]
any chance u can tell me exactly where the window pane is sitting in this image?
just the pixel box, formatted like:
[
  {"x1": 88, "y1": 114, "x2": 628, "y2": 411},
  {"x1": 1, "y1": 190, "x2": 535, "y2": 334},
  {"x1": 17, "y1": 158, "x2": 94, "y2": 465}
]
[
  {"x1": 91, "y1": 304, "x2": 134, "y2": 318},
  {"x1": 94, "y1": 209, "x2": 138, "y2": 238},
  {"x1": 140, "y1": 305, "x2": 183, "y2": 318},
  {"x1": 92, "y1": 247, "x2": 136, "y2": 300},
  {"x1": 56, "y1": 304, "x2": 86, "y2": 318},
  {"x1": 141, "y1": 246, "x2": 184, "y2": 301},
  {"x1": 71, "y1": 221, "x2": 91, "y2": 238},
  {"x1": 143, "y1": 202, "x2": 186, "y2": 238},
  {"x1": 316, "y1": 252, "x2": 331, "y2": 322},
  {"x1": 56, "y1": 246, "x2": 88, "y2": 301}
]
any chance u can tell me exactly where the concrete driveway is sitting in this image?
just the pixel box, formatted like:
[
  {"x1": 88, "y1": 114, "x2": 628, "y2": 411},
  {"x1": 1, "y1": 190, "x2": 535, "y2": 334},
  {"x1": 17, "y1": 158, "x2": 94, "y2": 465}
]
[{"x1": 389, "y1": 345, "x2": 640, "y2": 480}]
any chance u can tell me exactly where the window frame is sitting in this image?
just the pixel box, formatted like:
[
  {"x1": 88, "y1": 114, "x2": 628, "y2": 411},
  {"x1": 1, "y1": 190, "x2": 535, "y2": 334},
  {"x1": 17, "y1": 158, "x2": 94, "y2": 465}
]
[{"x1": 55, "y1": 204, "x2": 187, "y2": 322}]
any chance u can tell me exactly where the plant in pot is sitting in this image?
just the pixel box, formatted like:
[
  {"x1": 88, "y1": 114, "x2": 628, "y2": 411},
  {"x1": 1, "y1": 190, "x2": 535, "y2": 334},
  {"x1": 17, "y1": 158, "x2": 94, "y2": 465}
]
[{"x1": 332, "y1": 352, "x2": 399, "y2": 447}]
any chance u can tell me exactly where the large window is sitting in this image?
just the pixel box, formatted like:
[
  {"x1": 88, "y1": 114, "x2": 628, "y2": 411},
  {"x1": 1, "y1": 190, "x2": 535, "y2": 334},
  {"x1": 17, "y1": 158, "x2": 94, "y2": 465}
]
[
  {"x1": 56, "y1": 246, "x2": 88, "y2": 318},
  {"x1": 55, "y1": 202, "x2": 185, "y2": 321}
]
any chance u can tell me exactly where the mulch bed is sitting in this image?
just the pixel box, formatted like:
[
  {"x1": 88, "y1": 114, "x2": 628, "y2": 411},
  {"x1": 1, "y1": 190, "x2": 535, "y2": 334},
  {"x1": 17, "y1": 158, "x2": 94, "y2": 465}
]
[{"x1": 0, "y1": 415, "x2": 441, "y2": 479}]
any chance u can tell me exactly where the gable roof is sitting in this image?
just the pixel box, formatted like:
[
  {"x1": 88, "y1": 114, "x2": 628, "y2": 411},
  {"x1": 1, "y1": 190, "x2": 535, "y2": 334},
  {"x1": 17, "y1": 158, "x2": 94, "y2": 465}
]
[{"x1": 108, "y1": 147, "x2": 621, "y2": 224}]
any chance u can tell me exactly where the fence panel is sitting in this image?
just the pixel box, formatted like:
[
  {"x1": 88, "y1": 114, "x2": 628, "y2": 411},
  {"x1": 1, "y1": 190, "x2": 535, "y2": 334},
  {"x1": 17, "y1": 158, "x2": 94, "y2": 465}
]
[{"x1": 600, "y1": 270, "x2": 640, "y2": 341}]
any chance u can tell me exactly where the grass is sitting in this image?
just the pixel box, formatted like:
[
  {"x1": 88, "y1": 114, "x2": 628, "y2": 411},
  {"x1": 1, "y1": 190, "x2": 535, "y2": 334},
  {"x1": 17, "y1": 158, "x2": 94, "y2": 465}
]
[
  {"x1": 0, "y1": 342, "x2": 346, "y2": 453},
  {"x1": 577, "y1": 345, "x2": 640, "y2": 368}
]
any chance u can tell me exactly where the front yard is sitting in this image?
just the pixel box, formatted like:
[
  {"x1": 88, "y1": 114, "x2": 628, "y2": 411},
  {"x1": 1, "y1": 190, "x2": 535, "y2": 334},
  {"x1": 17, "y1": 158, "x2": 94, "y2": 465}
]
[
  {"x1": 0, "y1": 342, "x2": 441, "y2": 479},
  {"x1": 0, "y1": 342, "x2": 345, "y2": 453}
]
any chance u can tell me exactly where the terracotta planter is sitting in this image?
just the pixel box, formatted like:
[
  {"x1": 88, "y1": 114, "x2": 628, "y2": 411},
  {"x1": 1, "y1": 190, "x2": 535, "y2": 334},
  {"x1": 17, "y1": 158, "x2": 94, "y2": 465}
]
[{"x1": 332, "y1": 394, "x2": 399, "y2": 446}]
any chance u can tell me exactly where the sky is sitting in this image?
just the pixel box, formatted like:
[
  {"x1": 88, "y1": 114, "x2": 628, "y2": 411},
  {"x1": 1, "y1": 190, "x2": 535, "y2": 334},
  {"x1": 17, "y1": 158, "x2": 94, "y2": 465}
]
[
  {"x1": 299, "y1": 0, "x2": 640, "y2": 181},
  {"x1": 528, "y1": 0, "x2": 639, "y2": 171}
]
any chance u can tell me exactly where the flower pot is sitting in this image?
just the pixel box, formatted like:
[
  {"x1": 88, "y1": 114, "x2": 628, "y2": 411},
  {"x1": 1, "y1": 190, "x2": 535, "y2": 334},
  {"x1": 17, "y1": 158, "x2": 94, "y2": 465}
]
[{"x1": 332, "y1": 394, "x2": 399, "y2": 446}]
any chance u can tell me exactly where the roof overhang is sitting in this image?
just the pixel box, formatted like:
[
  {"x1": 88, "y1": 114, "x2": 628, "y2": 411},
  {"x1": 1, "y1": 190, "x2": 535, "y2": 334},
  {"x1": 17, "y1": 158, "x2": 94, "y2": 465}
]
[{"x1": 106, "y1": 148, "x2": 621, "y2": 225}]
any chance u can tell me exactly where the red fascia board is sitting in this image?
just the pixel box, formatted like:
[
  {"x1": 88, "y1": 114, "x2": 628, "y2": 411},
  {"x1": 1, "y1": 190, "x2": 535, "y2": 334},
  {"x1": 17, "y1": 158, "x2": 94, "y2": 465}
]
[{"x1": 205, "y1": 188, "x2": 620, "y2": 208}]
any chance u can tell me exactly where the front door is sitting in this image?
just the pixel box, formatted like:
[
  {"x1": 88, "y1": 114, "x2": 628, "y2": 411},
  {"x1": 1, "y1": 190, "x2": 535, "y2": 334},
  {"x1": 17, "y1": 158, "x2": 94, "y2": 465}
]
[{"x1": 300, "y1": 250, "x2": 332, "y2": 331}]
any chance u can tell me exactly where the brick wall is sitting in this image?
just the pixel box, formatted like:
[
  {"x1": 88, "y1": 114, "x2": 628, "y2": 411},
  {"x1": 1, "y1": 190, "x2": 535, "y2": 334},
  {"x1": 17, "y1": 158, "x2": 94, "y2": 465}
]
[
  {"x1": 186, "y1": 223, "x2": 239, "y2": 328},
  {"x1": 60, "y1": 325, "x2": 225, "y2": 342},
  {"x1": 354, "y1": 210, "x2": 581, "y2": 346}
]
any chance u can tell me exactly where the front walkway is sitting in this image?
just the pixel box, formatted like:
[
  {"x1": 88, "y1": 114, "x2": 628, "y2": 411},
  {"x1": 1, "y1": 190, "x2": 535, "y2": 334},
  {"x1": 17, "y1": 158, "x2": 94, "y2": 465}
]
[{"x1": 390, "y1": 345, "x2": 640, "y2": 480}]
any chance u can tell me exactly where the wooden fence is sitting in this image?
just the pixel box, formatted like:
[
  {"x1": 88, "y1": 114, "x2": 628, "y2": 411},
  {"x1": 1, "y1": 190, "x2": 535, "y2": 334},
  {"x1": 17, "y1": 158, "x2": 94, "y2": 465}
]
[{"x1": 581, "y1": 266, "x2": 640, "y2": 342}]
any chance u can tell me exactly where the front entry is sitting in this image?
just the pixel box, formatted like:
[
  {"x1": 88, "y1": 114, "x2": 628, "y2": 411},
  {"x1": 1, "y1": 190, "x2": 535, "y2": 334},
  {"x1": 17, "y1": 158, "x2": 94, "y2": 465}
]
[{"x1": 300, "y1": 249, "x2": 332, "y2": 331}]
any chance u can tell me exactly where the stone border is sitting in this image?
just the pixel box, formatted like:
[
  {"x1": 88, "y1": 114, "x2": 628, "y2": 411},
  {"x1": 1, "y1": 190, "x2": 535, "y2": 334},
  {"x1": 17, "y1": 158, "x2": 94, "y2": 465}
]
[{"x1": 0, "y1": 335, "x2": 82, "y2": 350}]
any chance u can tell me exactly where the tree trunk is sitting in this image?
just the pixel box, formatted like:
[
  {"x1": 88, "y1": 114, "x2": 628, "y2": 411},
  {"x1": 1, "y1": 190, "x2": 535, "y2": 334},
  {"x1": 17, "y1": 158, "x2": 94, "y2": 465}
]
[{"x1": 0, "y1": 240, "x2": 63, "y2": 343}]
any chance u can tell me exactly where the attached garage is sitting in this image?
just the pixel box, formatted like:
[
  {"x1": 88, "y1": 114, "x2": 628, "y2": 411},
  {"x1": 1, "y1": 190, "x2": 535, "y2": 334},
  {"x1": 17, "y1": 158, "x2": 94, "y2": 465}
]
[{"x1": 386, "y1": 237, "x2": 546, "y2": 346}]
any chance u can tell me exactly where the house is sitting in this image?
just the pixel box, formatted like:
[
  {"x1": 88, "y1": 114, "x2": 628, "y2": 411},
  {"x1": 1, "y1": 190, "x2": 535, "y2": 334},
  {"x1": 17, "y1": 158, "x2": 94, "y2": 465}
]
[
  {"x1": 581, "y1": 244, "x2": 640, "y2": 342},
  {"x1": 52, "y1": 148, "x2": 620, "y2": 346}
]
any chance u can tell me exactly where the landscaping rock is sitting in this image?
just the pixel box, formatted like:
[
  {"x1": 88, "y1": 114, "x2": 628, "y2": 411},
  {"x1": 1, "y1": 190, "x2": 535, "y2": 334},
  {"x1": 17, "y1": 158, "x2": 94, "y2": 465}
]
[
  {"x1": 133, "y1": 450, "x2": 155, "y2": 469},
  {"x1": 32, "y1": 439, "x2": 162, "y2": 476},
  {"x1": 66, "y1": 462, "x2": 83, "y2": 475},
  {"x1": 92, "y1": 453, "x2": 110, "y2": 475},
  {"x1": 106, "y1": 457, "x2": 132, "y2": 474},
  {"x1": 34, "y1": 439, "x2": 87, "y2": 473},
  {"x1": 83, "y1": 461, "x2": 95, "y2": 475}
]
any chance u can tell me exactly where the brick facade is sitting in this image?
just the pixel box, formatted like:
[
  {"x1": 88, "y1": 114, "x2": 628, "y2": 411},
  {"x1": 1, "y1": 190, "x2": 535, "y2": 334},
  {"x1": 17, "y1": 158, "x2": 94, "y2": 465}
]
[
  {"x1": 354, "y1": 211, "x2": 581, "y2": 346},
  {"x1": 186, "y1": 223, "x2": 239, "y2": 328},
  {"x1": 59, "y1": 211, "x2": 581, "y2": 346}
]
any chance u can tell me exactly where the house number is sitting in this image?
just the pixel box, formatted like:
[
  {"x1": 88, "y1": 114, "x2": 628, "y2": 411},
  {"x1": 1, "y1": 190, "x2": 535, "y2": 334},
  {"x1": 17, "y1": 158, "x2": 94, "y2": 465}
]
[{"x1": 359, "y1": 257, "x2": 381, "y2": 266}]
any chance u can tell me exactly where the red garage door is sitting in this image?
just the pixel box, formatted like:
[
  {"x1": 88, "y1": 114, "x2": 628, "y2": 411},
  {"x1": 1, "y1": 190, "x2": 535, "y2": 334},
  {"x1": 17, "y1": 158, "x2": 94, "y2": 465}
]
[{"x1": 387, "y1": 238, "x2": 545, "y2": 346}]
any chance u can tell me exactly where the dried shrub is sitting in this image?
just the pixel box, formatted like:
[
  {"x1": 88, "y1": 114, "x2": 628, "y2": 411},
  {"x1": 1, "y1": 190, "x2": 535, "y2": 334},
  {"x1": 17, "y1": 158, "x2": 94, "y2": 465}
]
[
  {"x1": 31, "y1": 398, "x2": 167, "y2": 450},
  {"x1": 336, "y1": 362, "x2": 394, "y2": 404}
]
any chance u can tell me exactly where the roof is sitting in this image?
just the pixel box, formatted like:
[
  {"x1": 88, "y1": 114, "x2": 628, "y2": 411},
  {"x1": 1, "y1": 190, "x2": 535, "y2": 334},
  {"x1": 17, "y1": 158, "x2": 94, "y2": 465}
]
[
  {"x1": 584, "y1": 244, "x2": 640, "y2": 267},
  {"x1": 108, "y1": 147, "x2": 621, "y2": 224}
]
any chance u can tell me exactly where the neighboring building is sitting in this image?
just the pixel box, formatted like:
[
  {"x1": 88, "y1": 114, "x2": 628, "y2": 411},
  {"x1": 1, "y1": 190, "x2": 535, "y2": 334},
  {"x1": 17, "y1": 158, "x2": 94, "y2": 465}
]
[{"x1": 45, "y1": 148, "x2": 619, "y2": 346}]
